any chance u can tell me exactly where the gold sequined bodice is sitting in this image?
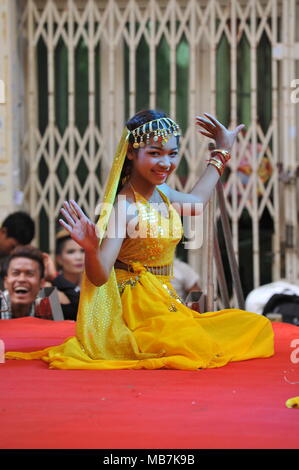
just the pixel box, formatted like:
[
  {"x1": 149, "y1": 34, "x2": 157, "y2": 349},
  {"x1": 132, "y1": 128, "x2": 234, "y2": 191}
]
[{"x1": 117, "y1": 187, "x2": 183, "y2": 268}]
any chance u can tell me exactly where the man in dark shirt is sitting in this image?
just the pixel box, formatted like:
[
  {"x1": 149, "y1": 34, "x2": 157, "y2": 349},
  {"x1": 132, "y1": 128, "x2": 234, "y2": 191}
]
[{"x1": 0, "y1": 212, "x2": 35, "y2": 289}]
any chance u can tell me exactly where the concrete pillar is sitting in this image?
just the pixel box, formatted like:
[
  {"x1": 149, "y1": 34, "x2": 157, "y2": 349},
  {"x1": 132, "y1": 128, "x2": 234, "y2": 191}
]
[{"x1": 0, "y1": 0, "x2": 22, "y2": 224}]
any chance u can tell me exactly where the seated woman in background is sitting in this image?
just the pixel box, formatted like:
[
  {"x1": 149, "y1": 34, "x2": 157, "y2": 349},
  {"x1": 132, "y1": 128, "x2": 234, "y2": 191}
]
[{"x1": 50, "y1": 229, "x2": 84, "y2": 320}]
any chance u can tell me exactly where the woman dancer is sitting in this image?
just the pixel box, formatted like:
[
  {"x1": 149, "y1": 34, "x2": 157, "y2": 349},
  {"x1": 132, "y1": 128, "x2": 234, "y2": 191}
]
[{"x1": 6, "y1": 110, "x2": 274, "y2": 369}]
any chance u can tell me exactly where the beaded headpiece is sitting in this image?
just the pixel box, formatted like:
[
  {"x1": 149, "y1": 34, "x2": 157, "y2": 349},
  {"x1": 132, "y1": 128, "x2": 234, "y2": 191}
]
[{"x1": 128, "y1": 117, "x2": 181, "y2": 149}]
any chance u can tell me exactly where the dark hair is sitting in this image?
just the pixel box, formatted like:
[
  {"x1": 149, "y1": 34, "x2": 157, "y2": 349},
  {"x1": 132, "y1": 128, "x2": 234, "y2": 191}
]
[
  {"x1": 1, "y1": 211, "x2": 35, "y2": 245},
  {"x1": 118, "y1": 109, "x2": 179, "y2": 193},
  {"x1": 4, "y1": 245, "x2": 45, "y2": 279},
  {"x1": 55, "y1": 235, "x2": 71, "y2": 256}
]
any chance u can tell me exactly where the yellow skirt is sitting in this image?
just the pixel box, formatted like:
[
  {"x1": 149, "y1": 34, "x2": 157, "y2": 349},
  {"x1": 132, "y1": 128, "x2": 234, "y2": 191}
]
[{"x1": 6, "y1": 270, "x2": 274, "y2": 370}]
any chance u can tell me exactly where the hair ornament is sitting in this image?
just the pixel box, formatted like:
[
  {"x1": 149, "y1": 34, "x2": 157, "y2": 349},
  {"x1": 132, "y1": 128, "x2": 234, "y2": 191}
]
[{"x1": 129, "y1": 117, "x2": 181, "y2": 148}]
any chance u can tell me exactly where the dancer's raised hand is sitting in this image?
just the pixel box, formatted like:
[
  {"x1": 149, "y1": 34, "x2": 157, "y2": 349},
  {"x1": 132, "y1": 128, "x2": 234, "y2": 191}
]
[
  {"x1": 196, "y1": 113, "x2": 245, "y2": 151},
  {"x1": 59, "y1": 200, "x2": 99, "y2": 252}
]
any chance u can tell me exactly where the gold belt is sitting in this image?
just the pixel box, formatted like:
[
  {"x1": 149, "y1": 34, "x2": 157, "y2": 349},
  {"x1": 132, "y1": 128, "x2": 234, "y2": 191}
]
[{"x1": 114, "y1": 260, "x2": 173, "y2": 276}]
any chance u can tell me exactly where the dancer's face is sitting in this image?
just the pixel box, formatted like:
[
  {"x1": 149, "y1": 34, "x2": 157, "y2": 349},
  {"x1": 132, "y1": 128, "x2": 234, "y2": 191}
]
[{"x1": 129, "y1": 135, "x2": 179, "y2": 186}]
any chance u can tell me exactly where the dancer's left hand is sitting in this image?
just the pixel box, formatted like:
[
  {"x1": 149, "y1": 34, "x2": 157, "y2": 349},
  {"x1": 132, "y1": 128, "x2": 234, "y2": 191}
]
[{"x1": 196, "y1": 113, "x2": 245, "y2": 151}]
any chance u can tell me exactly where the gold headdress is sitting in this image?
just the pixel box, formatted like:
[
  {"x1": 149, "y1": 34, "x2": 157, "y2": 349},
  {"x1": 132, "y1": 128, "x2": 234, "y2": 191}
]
[
  {"x1": 130, "y1": 117, "x2": 181, "y2": 148},
  {"x1": 56, "y1": 228, "x2": 70, "y2": 240}
]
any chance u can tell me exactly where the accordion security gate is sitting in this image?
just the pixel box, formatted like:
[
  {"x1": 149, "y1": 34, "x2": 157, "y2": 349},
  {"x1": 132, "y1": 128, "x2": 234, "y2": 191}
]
[{"x1": 14, "y1": 0, "x2": 299, "y2": 304}]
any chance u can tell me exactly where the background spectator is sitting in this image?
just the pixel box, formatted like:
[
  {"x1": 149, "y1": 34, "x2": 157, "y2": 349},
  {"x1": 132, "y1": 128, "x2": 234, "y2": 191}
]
[
  {"x1": 0, "y1": 211, "x2": 35, "y2": 289},
  {"x1": 0, "y1": 211, "x2": 35, "y2": 256},
  {"x1": 1, "y1": 245, "x2": 53, "y2": 320},
  {"x1": 47, "y1": 229, "x2": 84, "y2": 320}
]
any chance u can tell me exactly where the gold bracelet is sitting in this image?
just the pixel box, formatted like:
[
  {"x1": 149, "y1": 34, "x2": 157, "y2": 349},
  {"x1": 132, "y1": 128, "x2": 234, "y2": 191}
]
[
  {"x1": 207, "y1": 158, "x2": 224, "y2": 176},
  {"x1": 209, "y1": 157, "x2": 225, "y2": 170},
  {"x1": 210, "y1": 149, "x2": 231, "y2": 163}
]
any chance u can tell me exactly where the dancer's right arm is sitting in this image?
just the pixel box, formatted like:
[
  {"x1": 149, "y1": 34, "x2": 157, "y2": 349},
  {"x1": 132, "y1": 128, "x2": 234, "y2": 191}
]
[{"x1": 59, "y1": 199, "x2": 127, "y2": 286}]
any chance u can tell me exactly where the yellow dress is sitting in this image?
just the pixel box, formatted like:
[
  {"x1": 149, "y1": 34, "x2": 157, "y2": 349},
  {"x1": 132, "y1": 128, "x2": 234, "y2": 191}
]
[{"x1": 6, "y1": 188, "x2": 274, "y2": 370}]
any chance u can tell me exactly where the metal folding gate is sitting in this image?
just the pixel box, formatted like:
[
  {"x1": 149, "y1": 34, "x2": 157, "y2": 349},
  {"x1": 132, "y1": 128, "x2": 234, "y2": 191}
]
[{"x1": 13, "y1": 0, "x2": 299, "y2": 303}]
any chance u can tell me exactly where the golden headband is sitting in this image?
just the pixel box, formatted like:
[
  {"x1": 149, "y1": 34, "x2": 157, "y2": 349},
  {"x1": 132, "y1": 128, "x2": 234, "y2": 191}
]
[{"x1": 128, "y1": 117, "x2": 181, "y2": 149}]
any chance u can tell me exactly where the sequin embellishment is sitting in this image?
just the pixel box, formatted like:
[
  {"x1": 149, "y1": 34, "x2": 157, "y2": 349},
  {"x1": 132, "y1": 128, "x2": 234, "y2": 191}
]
[{"x1": 118, "y1": 276, "x2": 140, "y2": 294}]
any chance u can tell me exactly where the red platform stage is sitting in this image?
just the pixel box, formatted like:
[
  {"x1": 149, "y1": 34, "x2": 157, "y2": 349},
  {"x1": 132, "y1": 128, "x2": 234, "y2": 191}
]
[{"x1": 0, "y1": 317, "x2": 298, "y2": 450}]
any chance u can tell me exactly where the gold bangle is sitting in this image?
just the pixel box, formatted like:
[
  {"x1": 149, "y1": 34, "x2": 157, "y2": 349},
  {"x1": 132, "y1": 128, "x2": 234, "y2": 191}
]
[
  {"x1": 211, "y1": 149, "x2": 231, "y2": 163},
  {"x1": 207, "y1": 159, "x2": 224, "y2": 176},
  {"x1": 208, "y1": 162, "x2": 222, "y2": 176},
  {"x1": 209, "y1": 157, "x2": 225, "y2": 170},
  {"x1": 209, "y1": 156, "x2": 224, "y2": 166}
]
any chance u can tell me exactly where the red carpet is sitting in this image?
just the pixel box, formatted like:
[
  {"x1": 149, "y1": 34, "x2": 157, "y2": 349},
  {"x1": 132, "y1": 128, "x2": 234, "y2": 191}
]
[{"x1": 0, "y1": 317, "x2": 298, "y2": 449}]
